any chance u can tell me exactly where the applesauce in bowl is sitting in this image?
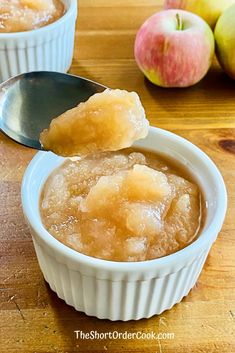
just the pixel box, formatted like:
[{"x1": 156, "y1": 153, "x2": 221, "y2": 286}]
[
  {"x1": 40, "y1": 148, "x2": 203, "y2": 262},
  {"x1": 21, "y1": 88, "x2": 226, "y2": 320},
  {"x1": 0, "y1": 0, "x2": 77, "y2": 82},
  {"x1": 21, "y1": 126, "x2": 227, "y2": 320}
]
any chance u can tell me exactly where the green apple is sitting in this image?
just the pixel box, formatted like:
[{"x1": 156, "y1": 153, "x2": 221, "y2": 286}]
[
  {"x1": 164, "y1": 0, "x2": 235, "y2": 28},
  {"x1": 215, "y1": 4, "x2": 235, "y2": 79}
]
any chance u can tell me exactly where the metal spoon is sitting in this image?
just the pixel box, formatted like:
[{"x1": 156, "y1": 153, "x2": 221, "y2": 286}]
[{"x1": 0, "y1": 71, "x2": 106, "y2": 150}]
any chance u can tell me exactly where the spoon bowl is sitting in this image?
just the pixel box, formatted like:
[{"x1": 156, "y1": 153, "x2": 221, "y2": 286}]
[{"x1": 0, "y1": 71, "x2": 106, "y2": 149}]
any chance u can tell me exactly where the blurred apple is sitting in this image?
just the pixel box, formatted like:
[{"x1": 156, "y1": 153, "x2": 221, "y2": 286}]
[
  {"x1": 215, "y1": 4, "x2": 235, "y2": 79},
  {"x1": 164, "y1": 0, "x2": 235, "y2": 28},
  {"x1": 134, "y1": 10, "x2": 214, "y2": 88}
]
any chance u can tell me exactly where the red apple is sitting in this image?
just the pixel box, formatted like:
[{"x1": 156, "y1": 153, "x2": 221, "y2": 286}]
[
  {"x1": 164, "y1": 0, "x2": 235, "y2": 29},
  {"x1": 134, "y1": 10, "x2": 214, "y2": 88}
]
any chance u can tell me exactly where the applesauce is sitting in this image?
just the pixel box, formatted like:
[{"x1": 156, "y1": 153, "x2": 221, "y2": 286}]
[
  {"x1": 40, "y1": 89, "x2": 149, "y2": 157},
  {"x1": 40, "y1": 148, "x2": 203, "y2": 262},
  {"x1": 0, "y1": 0, "x2": 65, "y2": 33}
]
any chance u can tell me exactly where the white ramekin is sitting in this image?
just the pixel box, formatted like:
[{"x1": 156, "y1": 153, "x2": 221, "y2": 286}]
[
  {"x1": 0, "y1": 0, "x2": 77, "y2": 82},
  {"x1": 21, "y1": 127, "x2": 227, "y2": 321}
]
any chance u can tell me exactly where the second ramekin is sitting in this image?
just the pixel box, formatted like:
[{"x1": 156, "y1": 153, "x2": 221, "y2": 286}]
[
  {"x1": 21, "y1": 127, "x2": 227, "y2": 321},
  {"x1": 0, "y1": 0, "x2": 77, "y2": 82}
]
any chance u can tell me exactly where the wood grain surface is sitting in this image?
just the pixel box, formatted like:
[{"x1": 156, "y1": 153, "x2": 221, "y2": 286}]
[{"x1": 0, "y1": 1, "x2": 235, "y2": 352}]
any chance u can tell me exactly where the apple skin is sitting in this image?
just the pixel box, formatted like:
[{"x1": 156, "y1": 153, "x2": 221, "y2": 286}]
[
  {"x1": 164, "y1": 0, "x2": 235, "y2": 29},
  {"x1": 134, "y1": 10, "x2": 214, "y2": 88},
  {"x1": 214, "y1": 4, "x2": 235, "y2": 79}
]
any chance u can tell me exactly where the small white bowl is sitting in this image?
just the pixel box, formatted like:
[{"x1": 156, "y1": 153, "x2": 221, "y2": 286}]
[
  {"x1": 0, "y1": 0, "x2": 77, "y2": 82},
  {"x1": 21, "y1": 127, "x2": 227, "y2": 321}
]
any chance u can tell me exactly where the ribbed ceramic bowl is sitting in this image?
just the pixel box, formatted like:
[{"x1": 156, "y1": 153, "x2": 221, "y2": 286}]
[
  {"x1": 21, "y1": 127, "x2": 227, "y2": 321},
  {"x1": 0, "y1": 0, "x2": 77, "y2": 82}
]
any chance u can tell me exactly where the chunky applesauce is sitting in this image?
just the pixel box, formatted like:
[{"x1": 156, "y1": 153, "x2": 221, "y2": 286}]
[
  {"x1": 0, "y1": 0, "x2": 64, "y2": 33},
  {"x1": 40, "y1": 149, "x2": 202, "y2": 262},
  {"x1": 40, "y1": 89, "x2": 149, "y2": 157}
]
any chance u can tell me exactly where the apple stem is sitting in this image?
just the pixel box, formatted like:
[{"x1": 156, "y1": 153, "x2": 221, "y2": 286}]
[{"x1": 176, "y1": 13, "x2": 183, "y2": 30}]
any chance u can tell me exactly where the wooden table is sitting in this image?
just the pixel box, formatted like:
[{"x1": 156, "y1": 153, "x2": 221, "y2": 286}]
[{"x1": 1, "y1": 1, "x2": 235, "y2": 352}]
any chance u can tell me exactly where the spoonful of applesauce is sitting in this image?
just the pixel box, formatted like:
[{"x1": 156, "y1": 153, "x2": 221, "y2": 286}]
[
  {"x1": 0, "y1": 71, "x2": 149, "y2": 155},
  {"x1": 0, "y1": 71, "x2": 105, "y2": 150}
]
